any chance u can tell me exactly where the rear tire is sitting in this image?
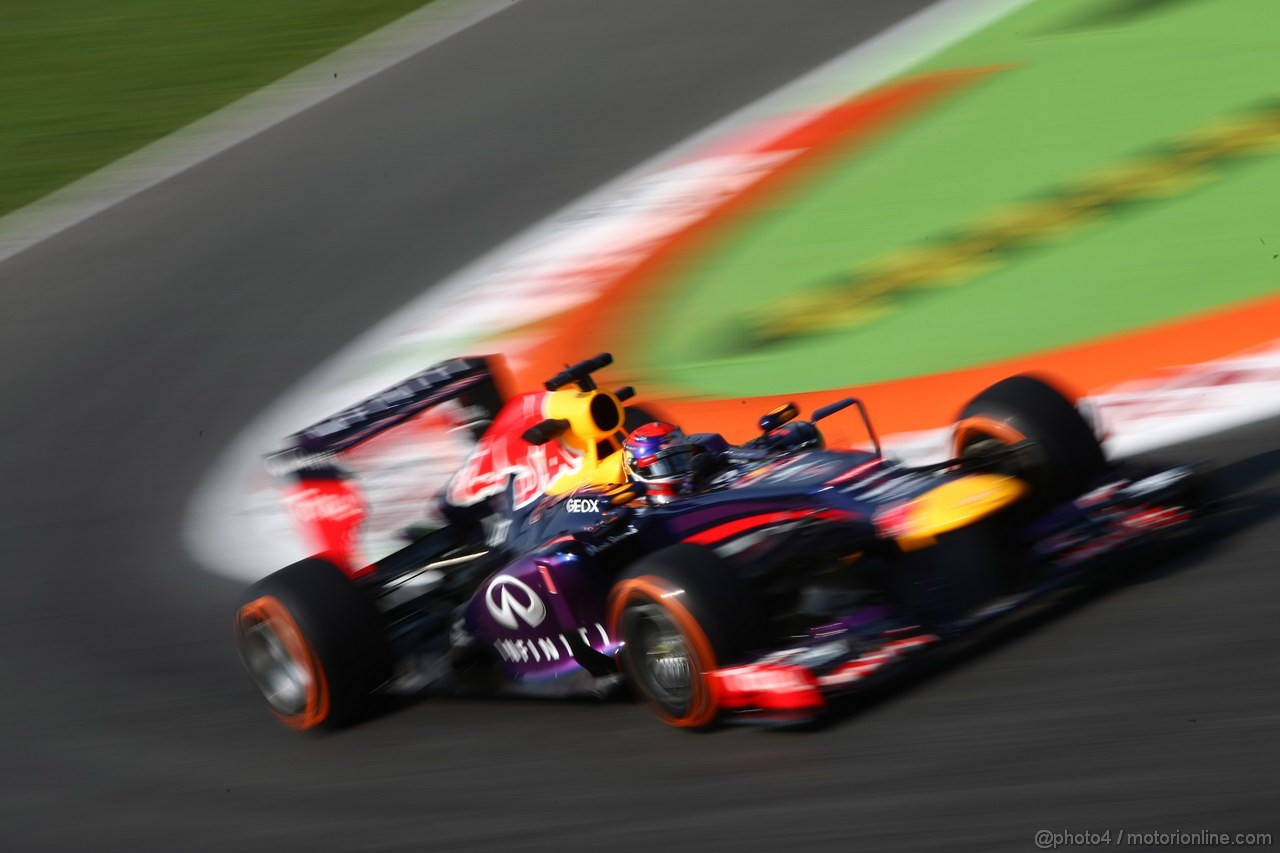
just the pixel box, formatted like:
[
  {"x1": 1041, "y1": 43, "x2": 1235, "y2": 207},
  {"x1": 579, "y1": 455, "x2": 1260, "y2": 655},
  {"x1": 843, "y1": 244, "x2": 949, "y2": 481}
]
[
  {"x1": 953, "y1": 374, "x2": 1106, "y2": 507},
  {"x1": 609, "y1": 544, "x2": 761, "y2": 728},
  {"x1": 234, "y1": 557, "x2": 391, "y2": 731}
]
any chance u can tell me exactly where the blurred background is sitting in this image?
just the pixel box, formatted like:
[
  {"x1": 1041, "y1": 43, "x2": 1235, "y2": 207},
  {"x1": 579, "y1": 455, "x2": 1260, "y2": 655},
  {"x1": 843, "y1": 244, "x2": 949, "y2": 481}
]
[{"x1": 1, "y1": 0, "x2": 1276, "y2": 850}]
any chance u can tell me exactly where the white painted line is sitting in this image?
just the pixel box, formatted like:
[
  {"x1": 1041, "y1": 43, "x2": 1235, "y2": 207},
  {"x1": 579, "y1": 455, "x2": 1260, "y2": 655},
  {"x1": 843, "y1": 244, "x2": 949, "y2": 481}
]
[{"x1": 0, "y1": 0, "x2": 526, "y2": 266}]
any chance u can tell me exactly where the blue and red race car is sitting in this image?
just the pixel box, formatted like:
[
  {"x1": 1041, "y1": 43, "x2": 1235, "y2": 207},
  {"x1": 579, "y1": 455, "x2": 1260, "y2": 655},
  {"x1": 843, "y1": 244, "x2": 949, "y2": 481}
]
[{"x1": 234, "y1": 354, "x2": 1201, "y2": 730}]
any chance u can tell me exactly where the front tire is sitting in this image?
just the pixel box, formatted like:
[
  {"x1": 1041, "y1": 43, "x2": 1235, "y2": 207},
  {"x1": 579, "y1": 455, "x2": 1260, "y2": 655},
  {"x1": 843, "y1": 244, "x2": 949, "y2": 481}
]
[
  {"x1": 609, "y1": 544, "x2": 760, "y2": 728},
  {"x1": 953, "y1": 374, "x2": 1106, "y2": 507},
  {"x1": 234, "y1": 557, "x2": 391, "y2": 731}
]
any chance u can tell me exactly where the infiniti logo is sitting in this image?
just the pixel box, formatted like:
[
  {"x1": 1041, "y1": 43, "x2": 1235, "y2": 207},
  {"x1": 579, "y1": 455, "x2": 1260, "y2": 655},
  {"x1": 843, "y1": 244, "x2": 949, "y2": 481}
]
[{"x1": 485, "y1": 574, "x2": 547, "y2": 630}]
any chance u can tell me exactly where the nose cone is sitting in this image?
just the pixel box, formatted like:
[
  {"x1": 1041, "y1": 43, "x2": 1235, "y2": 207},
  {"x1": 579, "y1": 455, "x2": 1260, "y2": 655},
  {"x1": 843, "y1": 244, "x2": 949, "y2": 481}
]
[{"x1": 891, "y1": 474, "x2": 1026, "y2": 551}]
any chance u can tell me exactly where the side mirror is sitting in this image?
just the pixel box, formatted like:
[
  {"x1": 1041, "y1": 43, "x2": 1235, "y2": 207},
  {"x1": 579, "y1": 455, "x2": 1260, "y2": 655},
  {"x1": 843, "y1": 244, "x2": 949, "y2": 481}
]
[{"x1": 758, "y1": 402, "x2": 799, "y2": 432}]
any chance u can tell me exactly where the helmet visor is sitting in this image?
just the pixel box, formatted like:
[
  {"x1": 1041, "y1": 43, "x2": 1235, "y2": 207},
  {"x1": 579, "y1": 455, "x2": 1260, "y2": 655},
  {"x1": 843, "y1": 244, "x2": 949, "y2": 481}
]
[{"x1": 634, "y1": 445, "x2": 694, "y2": 481}]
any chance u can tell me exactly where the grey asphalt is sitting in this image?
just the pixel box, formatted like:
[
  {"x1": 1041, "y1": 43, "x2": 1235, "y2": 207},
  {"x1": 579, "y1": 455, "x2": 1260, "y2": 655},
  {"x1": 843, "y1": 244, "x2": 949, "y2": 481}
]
[{"x1": 0, "y1": 1, "x2": 1275, "y2": 850}]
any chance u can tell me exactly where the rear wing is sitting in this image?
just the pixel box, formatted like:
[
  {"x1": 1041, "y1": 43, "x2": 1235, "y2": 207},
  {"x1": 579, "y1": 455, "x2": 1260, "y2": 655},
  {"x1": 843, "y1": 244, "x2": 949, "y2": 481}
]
[
  {"x1": 266, "y1": 356, "x2": 505, "y2": 480},
  {"x1": 263, "y1": 356, "x2": 507, "y2": 575}
]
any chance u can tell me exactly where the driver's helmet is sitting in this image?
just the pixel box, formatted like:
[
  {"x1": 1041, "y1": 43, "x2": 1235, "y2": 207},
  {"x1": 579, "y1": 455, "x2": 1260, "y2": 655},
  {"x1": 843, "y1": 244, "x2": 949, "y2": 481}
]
[{"x1": 623, "y1": 422, "x2": 696, "y2": 505}]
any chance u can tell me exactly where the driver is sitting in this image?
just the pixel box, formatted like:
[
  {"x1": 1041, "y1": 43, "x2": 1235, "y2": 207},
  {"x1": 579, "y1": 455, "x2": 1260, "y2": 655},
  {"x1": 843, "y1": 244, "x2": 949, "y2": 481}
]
[{"x1": 622, "y1": 422, "x2": 698, "y2": 505}]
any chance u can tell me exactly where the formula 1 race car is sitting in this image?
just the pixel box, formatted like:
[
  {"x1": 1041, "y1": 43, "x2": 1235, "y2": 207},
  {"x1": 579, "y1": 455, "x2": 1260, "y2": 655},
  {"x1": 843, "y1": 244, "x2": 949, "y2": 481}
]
[{"x1": 234, "y1": 354, "x2": 1202, "y2": 730}]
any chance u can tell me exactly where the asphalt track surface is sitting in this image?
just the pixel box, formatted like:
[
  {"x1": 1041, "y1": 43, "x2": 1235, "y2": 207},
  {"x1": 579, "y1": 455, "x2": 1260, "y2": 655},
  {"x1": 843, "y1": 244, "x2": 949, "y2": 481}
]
[{"x1": 1, "y1": 1, "x2": 1275, "y2": 850}]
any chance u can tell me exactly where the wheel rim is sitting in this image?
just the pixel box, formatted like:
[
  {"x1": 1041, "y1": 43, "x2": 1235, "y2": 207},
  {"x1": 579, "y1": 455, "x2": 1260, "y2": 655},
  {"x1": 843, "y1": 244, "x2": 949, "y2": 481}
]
[
  {"x1": 236, "y1": 597, "x2": 329, "y2": 728},
  {"x1": 631, "y1": 603, "x2": 694, "y2": 716},
  {"x1": 241, "y1": 617, "x2": 311, "y2": 716}
]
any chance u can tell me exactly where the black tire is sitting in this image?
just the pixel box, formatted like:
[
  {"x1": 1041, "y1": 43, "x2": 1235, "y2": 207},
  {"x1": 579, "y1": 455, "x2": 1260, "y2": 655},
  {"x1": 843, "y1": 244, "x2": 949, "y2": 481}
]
[
  {"x1": 953, "y1": 374, "x2": 1106, "y2": 507},
  {"x1": 609, "y1": 544, "x2": 761, "y2": 728},
  {"x1": 234, "y1": 557, "x2": 392, "y2": 731}
]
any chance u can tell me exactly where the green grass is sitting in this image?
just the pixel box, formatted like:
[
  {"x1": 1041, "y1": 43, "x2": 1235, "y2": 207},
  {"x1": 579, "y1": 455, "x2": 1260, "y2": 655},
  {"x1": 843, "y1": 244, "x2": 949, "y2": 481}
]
[
  {"x1": 0, "y1": 0, "x2": 433, "y2": 216},
  {"x1": 636, "y1": 0, "x2": 1280, "y2": 397}
]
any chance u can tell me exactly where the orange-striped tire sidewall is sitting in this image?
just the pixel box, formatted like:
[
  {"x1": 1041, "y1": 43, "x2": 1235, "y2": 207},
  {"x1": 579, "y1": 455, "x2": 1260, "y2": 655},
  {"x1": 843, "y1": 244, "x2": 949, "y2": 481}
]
[
  {"x1": 237, "y1": 596, "x2": 331, "y2": 730},
  {"x1": 952, "y1": 416, "x2": 1028, "y2": 458},
  {"x1": 609, "y1": 576, "x2": 722, "y2": 728}
]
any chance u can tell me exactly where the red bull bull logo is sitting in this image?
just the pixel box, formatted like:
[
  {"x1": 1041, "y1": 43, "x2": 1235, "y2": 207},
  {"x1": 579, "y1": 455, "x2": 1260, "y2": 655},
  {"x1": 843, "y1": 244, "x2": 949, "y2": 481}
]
[{"x1": 447, "y1": 392, "x2": 584, "y2": 509}]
